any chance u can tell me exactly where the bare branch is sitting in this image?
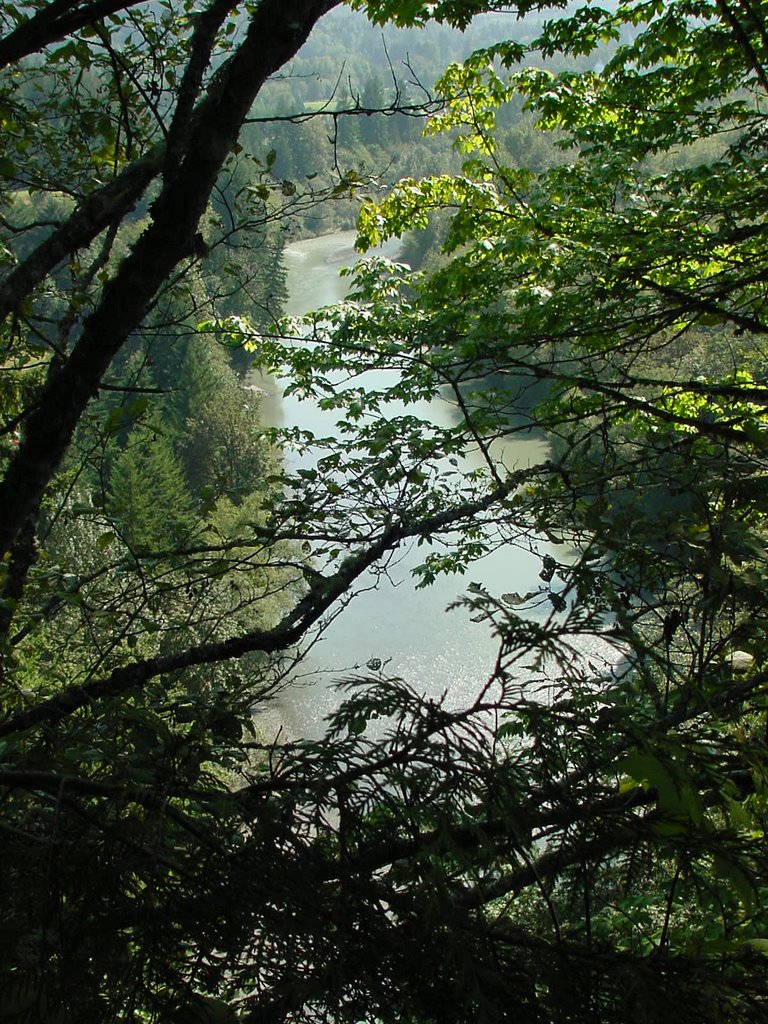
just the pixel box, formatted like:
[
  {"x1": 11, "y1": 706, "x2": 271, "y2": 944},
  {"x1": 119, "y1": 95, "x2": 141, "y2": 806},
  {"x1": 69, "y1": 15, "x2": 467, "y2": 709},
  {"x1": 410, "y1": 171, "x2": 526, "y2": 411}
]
[
  {"x1": 0, "y1": 469, "x2": 532, "y2": 737},
  {"x1": 0, "y1": 0, "x2": 145, "y2": 70}
]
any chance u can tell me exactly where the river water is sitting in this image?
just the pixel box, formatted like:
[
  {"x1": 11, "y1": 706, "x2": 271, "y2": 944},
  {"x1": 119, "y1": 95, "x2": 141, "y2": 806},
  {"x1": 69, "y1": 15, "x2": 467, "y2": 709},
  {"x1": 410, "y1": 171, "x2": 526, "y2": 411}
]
[{"x1": 258, "y1": 231, "x2": 560, "y2": 739}]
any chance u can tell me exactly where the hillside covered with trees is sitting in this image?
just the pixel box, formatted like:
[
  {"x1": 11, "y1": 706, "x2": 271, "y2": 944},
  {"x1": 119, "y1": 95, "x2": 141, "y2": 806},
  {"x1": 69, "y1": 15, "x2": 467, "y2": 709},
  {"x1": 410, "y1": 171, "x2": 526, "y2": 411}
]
[{"x1": 2, "y1": 0, "x2": 768, "y2": 1021}]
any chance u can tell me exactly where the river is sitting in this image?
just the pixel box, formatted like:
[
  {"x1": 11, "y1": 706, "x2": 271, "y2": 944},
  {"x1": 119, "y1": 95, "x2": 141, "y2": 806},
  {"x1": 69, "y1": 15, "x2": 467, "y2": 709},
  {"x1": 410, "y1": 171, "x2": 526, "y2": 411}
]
[{"x1": 257, "y1": 230, "x2": 562, "y2": 740}]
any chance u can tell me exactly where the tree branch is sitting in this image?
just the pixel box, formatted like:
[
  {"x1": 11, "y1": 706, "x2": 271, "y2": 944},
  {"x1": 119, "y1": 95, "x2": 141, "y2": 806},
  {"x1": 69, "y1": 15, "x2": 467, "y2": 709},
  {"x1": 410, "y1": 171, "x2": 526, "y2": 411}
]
[
  {"x1": 0, "y1": 141, "x2": 164, "y2": 322},
  {"x1": 0, "y1": 0, "x2": 343, "y2": 559},
  {"x1": 0, "y1": 471, "x2": 528, "y2": 737},
  {"x1": 0, "y1": 0, "x2": 145, "y2": 70}
]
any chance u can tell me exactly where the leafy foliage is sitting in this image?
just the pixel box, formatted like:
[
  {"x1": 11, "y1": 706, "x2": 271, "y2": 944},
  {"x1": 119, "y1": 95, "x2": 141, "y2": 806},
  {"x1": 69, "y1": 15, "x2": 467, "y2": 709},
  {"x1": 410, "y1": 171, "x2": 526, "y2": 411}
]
[{"x1": 3, "y1": 0, "x2": 768, "y2": 1022}]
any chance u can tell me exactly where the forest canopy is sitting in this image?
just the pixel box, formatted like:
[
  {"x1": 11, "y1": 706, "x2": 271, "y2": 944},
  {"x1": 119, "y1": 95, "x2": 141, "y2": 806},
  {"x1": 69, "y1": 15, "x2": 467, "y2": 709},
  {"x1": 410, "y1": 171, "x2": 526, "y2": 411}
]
[{"x1": 2, "y1": 0, "x2": 768, "y2": 1021}]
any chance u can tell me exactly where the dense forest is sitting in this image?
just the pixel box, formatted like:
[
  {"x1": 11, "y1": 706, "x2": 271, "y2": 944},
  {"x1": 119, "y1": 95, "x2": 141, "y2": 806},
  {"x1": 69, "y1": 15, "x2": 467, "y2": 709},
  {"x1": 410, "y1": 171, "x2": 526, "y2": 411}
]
[
  {"x1": 2, "y1": 0, "x2": 768, "y2": 1021},
  {"x1": 243, "y1": 7, "x2": 579, "y2": 236}
]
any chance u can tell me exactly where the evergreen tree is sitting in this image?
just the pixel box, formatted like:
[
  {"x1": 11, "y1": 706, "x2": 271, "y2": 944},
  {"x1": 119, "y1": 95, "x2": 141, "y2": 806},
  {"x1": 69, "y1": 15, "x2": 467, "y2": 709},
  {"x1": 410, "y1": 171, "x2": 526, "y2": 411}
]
[
  {"x1": 108, "y1": 428, "x2": 196, "y2": 550},
  {"x1": 360, "y1": 73, "x2": 387, "y2": 146},
  {"x1": 173, "y1": 336, "x2": 268, "y2": 503}
]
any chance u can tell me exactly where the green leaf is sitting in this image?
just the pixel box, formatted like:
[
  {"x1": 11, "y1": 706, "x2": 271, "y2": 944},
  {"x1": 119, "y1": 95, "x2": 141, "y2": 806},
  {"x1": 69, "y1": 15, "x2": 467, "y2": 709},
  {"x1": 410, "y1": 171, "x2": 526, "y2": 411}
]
[{"x1": 713, "y1": 853, "x2": 757, "y2": 912}]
